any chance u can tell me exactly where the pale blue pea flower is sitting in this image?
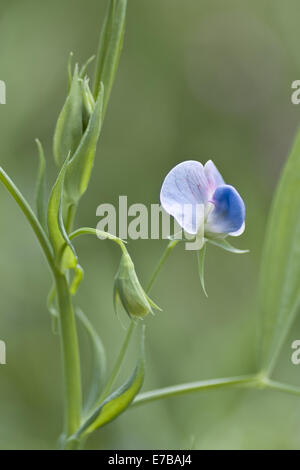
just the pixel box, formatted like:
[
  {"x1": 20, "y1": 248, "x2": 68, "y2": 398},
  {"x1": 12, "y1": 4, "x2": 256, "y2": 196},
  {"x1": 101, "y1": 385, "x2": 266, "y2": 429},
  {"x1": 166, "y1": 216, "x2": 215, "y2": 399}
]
[{"x1": 160, "y1": 160, "x2": 245, "y2": 248}]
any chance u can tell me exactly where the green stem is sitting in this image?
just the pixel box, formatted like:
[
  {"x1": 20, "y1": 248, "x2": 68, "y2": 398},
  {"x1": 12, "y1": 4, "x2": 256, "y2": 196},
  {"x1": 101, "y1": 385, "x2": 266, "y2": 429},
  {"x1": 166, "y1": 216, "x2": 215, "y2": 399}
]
[
  {"x1": 147, "y1": 240, "x2": 179, "y2": 292},
  {"x1": 65, "y1": 203, "x2": 76, "y2": 234},
  {"x1": 264, "y1": 378, "x2": 300, "y2": 397},
  {"x1": 98, "y1": 320, "x2": 135, "y2": 402},
  {"x1": 70, "y1": 227, "x2": 127, "y2": 254},
  {"x1": 131, "y1": 373, "x2": 300, "y2": 408},
  {"x1": 132, "y1": 375, "x2": 257, "y2": 407},
  {"x1": 55, "y1": 271, "x2": 82, "y2": 436}
]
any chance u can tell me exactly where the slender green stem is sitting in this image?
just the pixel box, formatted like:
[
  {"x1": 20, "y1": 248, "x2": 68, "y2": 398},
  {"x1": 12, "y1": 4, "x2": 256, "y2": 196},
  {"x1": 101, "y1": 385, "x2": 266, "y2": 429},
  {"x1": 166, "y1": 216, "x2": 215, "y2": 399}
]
[
  {"x1": 147, "y1": 240, "x2": 179, "y2": 292},
  {"x1": 70, "y1": 227, "x2": 127, "y2": 254},
  {"x1": 264, "y1": 378, "x2": 300, "y2": 397},
  {"x1": 130, "y1": 373, "x2": 300, "y2": 408},
  {"x1": 132, "y1": 375, "x2": 257, "y2": 407},
  {"x1": 0, "y1": 167, "x2": 55, "y2": 272},
  {"x1": 98, "y1": 320, "x2": 135, "y2": 402},
  {"x1": 65, "y1": 203, "x2": 76, "y2": 234},
  {"x1": 55, "y1": 271, "x2": 82, "y2": 436}
]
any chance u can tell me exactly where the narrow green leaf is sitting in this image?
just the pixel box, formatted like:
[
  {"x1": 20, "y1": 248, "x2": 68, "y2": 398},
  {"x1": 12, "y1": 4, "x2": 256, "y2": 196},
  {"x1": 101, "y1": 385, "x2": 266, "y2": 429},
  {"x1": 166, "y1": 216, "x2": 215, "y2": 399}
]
[
  {"x1": 47, "y1": 154, "x2": 77, "y2": 271},
  {"x1": 76, "y1": 308, "x2": 107, "y2": 417},
  {"x1": 197, "y1": 244, "x2": 208, "y2": 297},
  {"x1": 81, "y1": 77, "x2": 96, "y2": 130},
  {"x1": 259, "y1": 127, "x2": 300, "y2": 374},
  {"x1": 64, "y1": 84, "x2": 104, "y2": 205},
  {"x1": 70, "y1": 264, "x2": 84, "y2": 295},
  {"x1": 53, "y1": 64, "x2": 83, "y2": 167},
  {"x1": 77, "y1": 325, "x2": 145, "y2": 437},
  {"x1": 207, "y1": 238, "x2": 249, "y2": 254},
  {"x1": 35, "y1": 139, "x2": 47, "y2": 230},
  {"x1": 146, "y1": 295, "x2": 162, "y2": 312},
  {"x1": 93, "y1": 0, "x2": 127, "y2": 115},
  {"x1": 93, "y1": 0, "x2": 115, "y2": 98}
]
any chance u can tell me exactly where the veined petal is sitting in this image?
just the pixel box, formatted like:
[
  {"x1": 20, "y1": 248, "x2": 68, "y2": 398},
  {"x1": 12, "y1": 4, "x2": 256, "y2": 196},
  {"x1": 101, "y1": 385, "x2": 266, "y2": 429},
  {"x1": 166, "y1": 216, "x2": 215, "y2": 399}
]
[
  {"x1": 160, "y1": 161, "x2": 210, "y2": 233},
  {"x1": 204, "y1": 160, "x2": 225, "y2": 194},
  {"x1": 206, "y1": 184, "x2": 245, "y2": 235}
]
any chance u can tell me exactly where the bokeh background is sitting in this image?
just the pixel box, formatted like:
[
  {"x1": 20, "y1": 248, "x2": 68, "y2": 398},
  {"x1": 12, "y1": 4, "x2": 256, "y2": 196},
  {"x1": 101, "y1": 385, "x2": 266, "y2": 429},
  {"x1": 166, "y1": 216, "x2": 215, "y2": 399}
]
[{"x1": 0, "y1": 0, "x2": 300, "y2": 450}]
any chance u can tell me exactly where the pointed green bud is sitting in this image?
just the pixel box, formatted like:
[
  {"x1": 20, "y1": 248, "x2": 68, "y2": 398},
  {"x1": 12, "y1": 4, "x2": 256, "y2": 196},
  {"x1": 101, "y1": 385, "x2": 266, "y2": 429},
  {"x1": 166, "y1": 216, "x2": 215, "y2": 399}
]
[
  {"x1": 64, "y1": 82, "x2": 104, "y2": 205},
  {"x1": 53, "y1": 64, "x2": 83, "y2": 168},
  {"x1": 54, "y1": 55, "x2": 104, "y2": 205},
  {"x1": 81, "y1": 77, "x2": 96, "y2": 129},
  {"x1": 114, "y1": 253, "x2": 160, "y2": 319}
]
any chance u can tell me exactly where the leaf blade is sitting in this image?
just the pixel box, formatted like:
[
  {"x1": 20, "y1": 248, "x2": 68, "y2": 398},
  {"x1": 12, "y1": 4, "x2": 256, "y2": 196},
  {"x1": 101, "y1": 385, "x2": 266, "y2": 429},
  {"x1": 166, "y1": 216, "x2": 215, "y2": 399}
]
[
  {"x1": 77, "y1": 325, "x2": 145, "y2": 437},
  {"x1": 35, "y1": 139, "x2": 47, "y2": 230},
  {"x1": 76, "y1": 308, "x2": 107, "y2": 417},
  {"x1": 47, "y1": 154, "x2": 77, "y2": 271},
  {"x1": 64, "y1": 84, "x2": 104, "y2": 205},
  {"x1": 53, "y1": 65, "x2": 83, "y2": 167},
  {"x1": 259, "y1": 127, "x2": 300, "y2": 374},
  {"x1": 93, "y1": 0, "x2": 127, "y2": 115}
]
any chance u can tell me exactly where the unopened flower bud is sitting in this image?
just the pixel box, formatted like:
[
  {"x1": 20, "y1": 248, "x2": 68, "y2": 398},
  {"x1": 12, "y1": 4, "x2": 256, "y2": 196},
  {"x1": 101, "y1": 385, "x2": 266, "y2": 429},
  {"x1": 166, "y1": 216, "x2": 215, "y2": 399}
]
[
  {"x1": 114, "y1": 253, "x2": 160, "y2": 319},
  {"x1": 53, "y1": 64, "x2": 83, "y2": 168},
  {"x1": 81, "y1": 77, "x2": 95, "y2": 129}
]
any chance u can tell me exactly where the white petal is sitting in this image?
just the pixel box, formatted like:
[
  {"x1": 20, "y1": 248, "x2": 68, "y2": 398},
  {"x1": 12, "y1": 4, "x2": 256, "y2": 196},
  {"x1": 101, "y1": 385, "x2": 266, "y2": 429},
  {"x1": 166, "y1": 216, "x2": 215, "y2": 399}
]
[
  {"x1": 160, "y1": 161, "x2": 209, "y2": 233},
  {"x1": 204, "y1": 160, "x2": 225, "y2": 195}
]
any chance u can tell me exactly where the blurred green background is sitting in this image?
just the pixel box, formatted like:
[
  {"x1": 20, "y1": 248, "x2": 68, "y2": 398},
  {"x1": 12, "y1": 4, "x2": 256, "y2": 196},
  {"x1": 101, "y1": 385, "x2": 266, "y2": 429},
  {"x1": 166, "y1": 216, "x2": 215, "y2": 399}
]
[{"x1": 1, "y1": 0, "x2": 300, "y2": 450}]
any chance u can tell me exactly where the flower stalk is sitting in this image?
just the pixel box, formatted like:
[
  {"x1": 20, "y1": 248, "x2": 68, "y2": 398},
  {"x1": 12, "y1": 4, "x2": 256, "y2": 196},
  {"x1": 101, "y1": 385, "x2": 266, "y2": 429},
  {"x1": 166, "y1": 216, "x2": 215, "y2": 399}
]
[{"x1": 55, "y1": 271, "x2": 82, "y2": 437}]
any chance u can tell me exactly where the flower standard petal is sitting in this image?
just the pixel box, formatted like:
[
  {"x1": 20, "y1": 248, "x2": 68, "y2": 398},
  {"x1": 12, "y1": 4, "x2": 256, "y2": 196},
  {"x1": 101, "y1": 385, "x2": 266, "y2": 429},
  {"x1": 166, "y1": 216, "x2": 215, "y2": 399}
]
[
  {"x1": 160, "y1": 160, "x2": 210, "y2": 234},
  {"x1": 206, "y1": 184, "x2": 245, "y2": 235},
  {"x1": 204, "y1": 160, "x2": 225, "y2": 194}
]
